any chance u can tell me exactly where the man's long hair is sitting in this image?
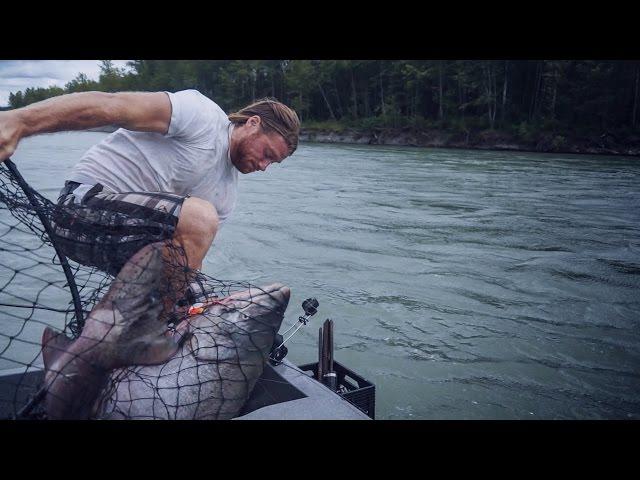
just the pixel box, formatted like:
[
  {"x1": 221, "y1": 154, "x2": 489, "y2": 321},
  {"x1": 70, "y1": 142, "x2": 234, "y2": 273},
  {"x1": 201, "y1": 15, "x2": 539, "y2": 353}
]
[{"x1": 228, "y1": 98, "x2": 300, "y2": 156}]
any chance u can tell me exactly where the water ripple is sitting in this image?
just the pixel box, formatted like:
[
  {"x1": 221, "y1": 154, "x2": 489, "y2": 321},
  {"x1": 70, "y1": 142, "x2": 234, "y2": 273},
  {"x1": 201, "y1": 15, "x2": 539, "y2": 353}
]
[{"x1": 7, "y1": 136, "x2": 640, "y2": 419}]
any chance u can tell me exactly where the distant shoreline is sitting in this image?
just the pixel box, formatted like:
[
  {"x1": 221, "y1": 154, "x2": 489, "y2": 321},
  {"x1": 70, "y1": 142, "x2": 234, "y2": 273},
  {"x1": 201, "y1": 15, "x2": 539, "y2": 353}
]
[
  {"x1": 84, "y1": 126, "x2": 640, "y2": 157},
  {"x1": 299, "y1": 128, "x2": 640, "y2": 158}
]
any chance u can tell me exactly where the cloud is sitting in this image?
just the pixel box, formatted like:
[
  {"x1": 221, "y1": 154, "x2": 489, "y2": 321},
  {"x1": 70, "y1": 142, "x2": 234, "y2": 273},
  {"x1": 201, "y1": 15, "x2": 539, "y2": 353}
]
[{"x1": 0, "y1": 60, "x2": 132, "y2": 107}]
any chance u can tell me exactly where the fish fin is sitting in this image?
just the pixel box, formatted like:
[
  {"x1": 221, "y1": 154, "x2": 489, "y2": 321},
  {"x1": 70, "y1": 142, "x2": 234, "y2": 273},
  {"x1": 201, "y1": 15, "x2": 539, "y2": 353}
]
[
  {"x1": 125, "y1": 326, "x2": 191, "y2": 366},
  {"x1": 41, "y1": 326, "x2": 72, "y2": 370},
  {"x1": 82, "y1": 242, "x2": 175, "y2": 368},
  {"x1": 107, "y1": 242, "x2": 166, "y2": 320}
]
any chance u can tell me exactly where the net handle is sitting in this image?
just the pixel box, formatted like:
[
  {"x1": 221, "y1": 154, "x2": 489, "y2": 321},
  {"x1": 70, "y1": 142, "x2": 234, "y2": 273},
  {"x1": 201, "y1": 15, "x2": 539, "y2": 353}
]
[{"x1": 3, "y1": 158, "x2": 85, "y2": 331}]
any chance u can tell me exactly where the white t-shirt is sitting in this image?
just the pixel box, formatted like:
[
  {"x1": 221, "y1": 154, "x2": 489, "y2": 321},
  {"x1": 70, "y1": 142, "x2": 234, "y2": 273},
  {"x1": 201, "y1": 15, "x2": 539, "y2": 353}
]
[{"x1": 68, "y1": 89, "x2": 238, "y2": 224}]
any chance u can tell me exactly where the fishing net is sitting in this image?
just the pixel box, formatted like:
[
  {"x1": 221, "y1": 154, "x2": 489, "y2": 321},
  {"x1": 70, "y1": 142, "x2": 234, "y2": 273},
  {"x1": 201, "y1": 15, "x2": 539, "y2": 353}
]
[{"x1": 0, "y1": 160, "x2": 287, "y2": 419}]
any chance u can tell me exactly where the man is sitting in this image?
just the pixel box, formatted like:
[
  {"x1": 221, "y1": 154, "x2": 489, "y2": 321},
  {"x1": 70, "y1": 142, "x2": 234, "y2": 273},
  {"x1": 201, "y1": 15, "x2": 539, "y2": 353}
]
[{"x1": 0, "y1": 90, "x2": 300, "y2": 284}]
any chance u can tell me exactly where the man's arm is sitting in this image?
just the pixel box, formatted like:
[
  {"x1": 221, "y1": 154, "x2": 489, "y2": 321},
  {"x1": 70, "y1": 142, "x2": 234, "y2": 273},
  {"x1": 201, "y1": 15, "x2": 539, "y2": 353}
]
[{"x1": 0, "y1": 91, "x2": 172, "y2": 162}]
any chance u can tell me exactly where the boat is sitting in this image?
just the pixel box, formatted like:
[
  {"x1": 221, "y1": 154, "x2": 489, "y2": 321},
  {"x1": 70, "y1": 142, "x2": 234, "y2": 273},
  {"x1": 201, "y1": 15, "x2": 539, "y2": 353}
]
[{"x1": 0, "y1": 358, "x2": 375, "y2": 420}]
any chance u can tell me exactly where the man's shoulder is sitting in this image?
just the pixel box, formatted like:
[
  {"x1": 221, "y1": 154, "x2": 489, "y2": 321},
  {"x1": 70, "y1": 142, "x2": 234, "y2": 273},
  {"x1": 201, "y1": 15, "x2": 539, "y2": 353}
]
[
  {"x1": 166, "y1": 90, "x2": 229, "y2": 143},
  {"x1": 170, "y1": 89, "x2": 226, "y2": 116}
]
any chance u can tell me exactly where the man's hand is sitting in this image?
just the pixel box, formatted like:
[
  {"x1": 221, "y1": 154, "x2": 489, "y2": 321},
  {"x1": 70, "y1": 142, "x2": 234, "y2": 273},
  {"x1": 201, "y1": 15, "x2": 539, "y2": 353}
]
[{"x1": 0, "y1": 111, "x2": 24, "y2": 162}]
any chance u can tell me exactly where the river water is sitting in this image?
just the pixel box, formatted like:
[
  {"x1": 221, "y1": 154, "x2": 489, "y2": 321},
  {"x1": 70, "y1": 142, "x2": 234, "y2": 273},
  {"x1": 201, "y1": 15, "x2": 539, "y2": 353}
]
[{"x1": 3, "y1": 132, "x2": 640, "y2": 419}]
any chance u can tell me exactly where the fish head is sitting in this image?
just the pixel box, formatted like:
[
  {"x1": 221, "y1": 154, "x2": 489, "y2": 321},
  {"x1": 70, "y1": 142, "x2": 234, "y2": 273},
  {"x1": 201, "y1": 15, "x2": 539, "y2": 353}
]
[
  {"x1": 218, "y1": 282, "x2": 291, "y2": 325},
  {"x1": 186, "y1": 283, "x2": 290, "y2": 361}
]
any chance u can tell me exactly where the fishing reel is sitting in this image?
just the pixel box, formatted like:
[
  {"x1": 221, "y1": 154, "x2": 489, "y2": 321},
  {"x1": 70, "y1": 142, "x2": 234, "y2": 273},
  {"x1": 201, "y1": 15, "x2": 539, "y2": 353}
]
[
  {"x1": 269, "y1": 334, "x2": 288, "y2": 363},
  {"x1": 302, "y1": 298, "x2": 319, "y2": 317},
  {"x1": 269, "y1": 297, "x2": 319, "y2": 365}
]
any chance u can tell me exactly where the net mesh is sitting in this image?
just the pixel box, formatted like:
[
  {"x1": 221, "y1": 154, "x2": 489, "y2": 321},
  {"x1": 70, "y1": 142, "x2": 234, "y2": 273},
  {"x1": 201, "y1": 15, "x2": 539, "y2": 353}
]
[{"x1": 0, "y1": 161, "x2": 288, "y2": 419}]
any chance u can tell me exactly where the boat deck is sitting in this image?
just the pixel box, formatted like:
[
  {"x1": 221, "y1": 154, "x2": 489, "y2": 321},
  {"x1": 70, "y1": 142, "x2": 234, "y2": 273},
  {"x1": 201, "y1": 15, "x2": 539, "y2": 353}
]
[{"x1": 0, "y1": 359, "x2": 371, "y2": 420}]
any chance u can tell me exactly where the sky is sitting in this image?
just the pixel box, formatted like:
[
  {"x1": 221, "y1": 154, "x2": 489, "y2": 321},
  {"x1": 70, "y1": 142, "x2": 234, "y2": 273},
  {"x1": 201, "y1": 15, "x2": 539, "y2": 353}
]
[{"x1": 0, "y1": 60, "x2": 132, "y2": 107}]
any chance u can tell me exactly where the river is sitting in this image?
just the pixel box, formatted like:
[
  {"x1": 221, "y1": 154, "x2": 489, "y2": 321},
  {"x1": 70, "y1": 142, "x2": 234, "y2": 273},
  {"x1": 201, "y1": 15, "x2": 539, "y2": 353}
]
[{"x1": 2, "y1": 131, "x2": 640, "y2": 419}]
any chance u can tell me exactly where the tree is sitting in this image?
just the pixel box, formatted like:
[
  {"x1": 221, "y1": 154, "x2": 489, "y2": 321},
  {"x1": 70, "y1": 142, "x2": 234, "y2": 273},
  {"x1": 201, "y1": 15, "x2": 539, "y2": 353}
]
[
  {"x1": 8, "y1": 91, "x2": 24, "y2": 108},
  {"x1": 65, "y1": 73, "x2": 99, "y2": 93},
  {"x1": 633, "y1": 62, "x2": 640, "y2": 129},
  {"x1": 283, "y1": 61, "x2": 315, "y2": 121}
]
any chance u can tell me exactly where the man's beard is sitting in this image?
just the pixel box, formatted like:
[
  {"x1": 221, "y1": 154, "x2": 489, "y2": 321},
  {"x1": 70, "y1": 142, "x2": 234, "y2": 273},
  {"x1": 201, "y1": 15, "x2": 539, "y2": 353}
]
[{"x1": 232, "y1": 133, "x2": 259, "y2": 174}]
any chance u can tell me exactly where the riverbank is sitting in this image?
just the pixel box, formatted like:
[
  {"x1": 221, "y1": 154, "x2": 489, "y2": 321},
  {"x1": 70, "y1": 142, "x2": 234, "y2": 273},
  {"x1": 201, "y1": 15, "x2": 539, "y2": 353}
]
[
  {"x1": 86, "y1": 125, "x2": 640, "y2": 157},
  {"x1": 299, "y1": 127, "x2": 640, "y2": 157}
]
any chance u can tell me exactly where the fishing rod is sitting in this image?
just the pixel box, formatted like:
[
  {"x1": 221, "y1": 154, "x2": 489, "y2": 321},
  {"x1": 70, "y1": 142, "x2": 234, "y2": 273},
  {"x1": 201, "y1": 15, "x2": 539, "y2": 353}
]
[
  {"x1": 320, "y1": 318, "x2": 337, "y2": 391},
  {"x1": 267, "y1": 299, "x2": 338, "y2": 392},
  {"x1": 269, "y1": 297, "x2": 319, "y2": 364}
]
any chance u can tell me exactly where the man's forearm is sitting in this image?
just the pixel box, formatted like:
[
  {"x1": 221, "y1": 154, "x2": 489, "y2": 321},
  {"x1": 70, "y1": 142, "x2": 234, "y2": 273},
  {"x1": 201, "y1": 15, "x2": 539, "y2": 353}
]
[
  {"x1": 16, "y1": 91, "x2": 121, "y2": 137},
  {"x1": 0, "y1": 90, "x2": 170, "y2": 162}
]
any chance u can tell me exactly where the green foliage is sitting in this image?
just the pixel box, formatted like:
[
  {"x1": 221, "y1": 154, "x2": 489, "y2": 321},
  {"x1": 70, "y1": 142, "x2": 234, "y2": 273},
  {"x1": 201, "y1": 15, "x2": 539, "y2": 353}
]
[
  {"x1": 9, "y1": 86, "x2": 65, "y2": 108},
  {"x1": 65, "y1": 73, "x2": 99, "y2": 93},
  {"x1": 552, "y1": 135, "x2": 567, "y2": 149},
  {"x1": 301, "y1": 120, "x2": 348, "y2": 132},
  {"x1": 5, "y1": 60, "x2": 640, "y2": 136},
  {"x1": 406, "y1": 115, "x2": 437, "y2": 131},
  {"x1": 517, "y1": 121, "x2": 537, "y2": 142}
]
